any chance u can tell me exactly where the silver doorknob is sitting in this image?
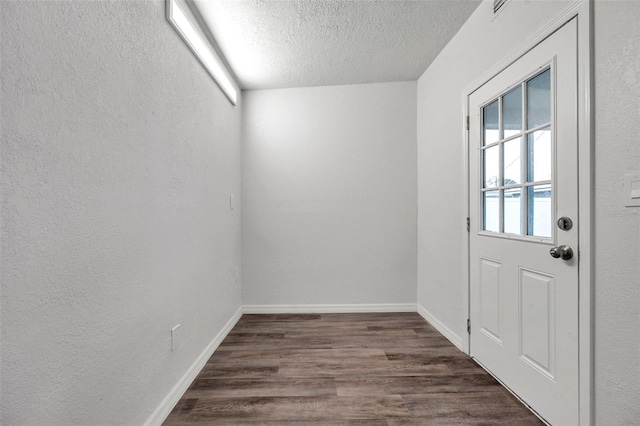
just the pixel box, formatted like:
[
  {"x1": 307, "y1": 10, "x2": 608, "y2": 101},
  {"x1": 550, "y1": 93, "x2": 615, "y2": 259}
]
[{"x1": 550, "y1": 245, "x2": 573, "y2": 260}]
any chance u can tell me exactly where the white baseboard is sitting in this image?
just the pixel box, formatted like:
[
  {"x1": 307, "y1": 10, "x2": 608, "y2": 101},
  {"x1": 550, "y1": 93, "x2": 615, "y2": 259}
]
[
  {"x1": 242, "y1": 303, "x2": 417, "y2": 314},
  {"x1": 144, "y1": 306, "x2": 243, "y2": 426},
  {"x1": 417, "y1": 304, "x2": 464, "y2": 351}
]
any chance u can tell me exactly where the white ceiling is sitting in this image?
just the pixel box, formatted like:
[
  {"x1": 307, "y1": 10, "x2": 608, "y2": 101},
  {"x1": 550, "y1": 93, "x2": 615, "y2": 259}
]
[{"x1": 193, "y1": 0, "x2": 481, "y2": 90}]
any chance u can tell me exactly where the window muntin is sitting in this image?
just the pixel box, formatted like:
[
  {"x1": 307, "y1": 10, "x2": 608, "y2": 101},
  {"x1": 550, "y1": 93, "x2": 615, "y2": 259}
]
[{"x1": 480, "y1": 67, "x2": 553, "y2": 238}]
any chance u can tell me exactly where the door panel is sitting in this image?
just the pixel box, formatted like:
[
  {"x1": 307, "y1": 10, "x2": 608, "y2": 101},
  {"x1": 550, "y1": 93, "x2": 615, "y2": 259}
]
[
  {"x1": 519, "y1": 267, "x2": 556, "y2": 379},
  {"x1": 469, "y1": 18, "x2": 578, "y2": 425},
  {"x1": 480, "y1": 258, "x2": 503, "y2": 343}
]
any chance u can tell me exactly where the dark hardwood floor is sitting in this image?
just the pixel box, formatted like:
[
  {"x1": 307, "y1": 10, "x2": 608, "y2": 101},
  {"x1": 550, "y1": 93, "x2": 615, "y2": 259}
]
[{"x1": 164, "y1": 312, "x2": 543, "y2": 425}]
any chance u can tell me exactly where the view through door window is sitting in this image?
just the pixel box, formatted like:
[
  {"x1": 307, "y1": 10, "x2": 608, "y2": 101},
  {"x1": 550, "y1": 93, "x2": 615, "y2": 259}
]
[{"x1": 481, "y1": 68, "x2": 553, "y2": 238}]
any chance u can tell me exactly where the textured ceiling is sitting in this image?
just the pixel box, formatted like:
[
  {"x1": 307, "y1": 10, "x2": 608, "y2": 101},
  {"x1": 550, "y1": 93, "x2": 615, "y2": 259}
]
[{"x1": 193, "y1": 0, "x2": 481, "y2": 90}]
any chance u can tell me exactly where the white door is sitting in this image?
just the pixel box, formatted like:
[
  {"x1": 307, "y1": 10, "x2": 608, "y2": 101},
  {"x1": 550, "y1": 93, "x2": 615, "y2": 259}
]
[{"x1": 469, "y1": 18, "x2": 579, "y2": 425}]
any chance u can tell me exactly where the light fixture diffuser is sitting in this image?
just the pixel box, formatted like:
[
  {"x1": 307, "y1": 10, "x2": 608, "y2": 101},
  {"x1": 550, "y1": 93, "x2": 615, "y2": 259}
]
[{"x1": 167, "y1": 0, "x2": 238, "y2": 105}]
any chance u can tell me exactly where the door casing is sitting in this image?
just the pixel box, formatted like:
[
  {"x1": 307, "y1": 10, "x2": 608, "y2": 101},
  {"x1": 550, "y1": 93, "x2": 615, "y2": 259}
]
[{"x1": 460, "y1": 1, "x2": 594, "y2": 424}]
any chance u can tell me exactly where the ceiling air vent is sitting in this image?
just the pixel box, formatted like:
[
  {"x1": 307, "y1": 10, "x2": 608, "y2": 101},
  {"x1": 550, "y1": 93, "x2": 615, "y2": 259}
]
[{"x1": 494, "y1": 0, "x2": 508, "y2": 14}]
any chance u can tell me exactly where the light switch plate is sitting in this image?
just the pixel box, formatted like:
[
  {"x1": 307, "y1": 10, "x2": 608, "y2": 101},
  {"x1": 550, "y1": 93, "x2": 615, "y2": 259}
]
[
  {"x1": 623, "y1": 173, "x2": 640, "y2": 207},
  {"x1": 171, "y1": 324, "x2": 180, "y2": 352}
]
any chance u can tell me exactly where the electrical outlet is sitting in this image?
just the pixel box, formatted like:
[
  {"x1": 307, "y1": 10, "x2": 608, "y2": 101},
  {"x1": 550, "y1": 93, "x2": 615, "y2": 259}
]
[
  {"x1": 229, "y1": 194, "x2": 235, "y2": 210},
  {"x1": 171, "y1": 324, "x2": 180, "y2": 352}
]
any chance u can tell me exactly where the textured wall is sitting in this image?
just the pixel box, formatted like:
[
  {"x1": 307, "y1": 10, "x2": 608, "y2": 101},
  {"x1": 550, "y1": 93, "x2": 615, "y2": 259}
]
[
  {"x1": 593, "y1": 1, "x2": 640, "y2": 423},
  {"x1": 1, "y1": 1, "x2": 242, "y2": 424},
  {"x1": 242, "y1": 82, "x2": 417, "y2": 307}
]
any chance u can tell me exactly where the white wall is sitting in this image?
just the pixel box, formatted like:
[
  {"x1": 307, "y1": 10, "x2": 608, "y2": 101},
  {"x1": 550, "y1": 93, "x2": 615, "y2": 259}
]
[
  {"x1": 0, "y1": 1, "x2": 242, "y2": 425},
  {"x1": 417, "y1": 0, "x2": 640, "y2": 423},
  {"x1": 593, "y1": 1, "x2": 640, "y2": 422},
  {"x1": 242, "y1": 82, "x2": 417, "y2": 308}
]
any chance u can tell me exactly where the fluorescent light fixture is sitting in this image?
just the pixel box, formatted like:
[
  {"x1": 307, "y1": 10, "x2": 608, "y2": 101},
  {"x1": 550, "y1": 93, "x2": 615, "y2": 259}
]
[{"x1": 167, "y1": 0, "x2": 238, "y2": 105}]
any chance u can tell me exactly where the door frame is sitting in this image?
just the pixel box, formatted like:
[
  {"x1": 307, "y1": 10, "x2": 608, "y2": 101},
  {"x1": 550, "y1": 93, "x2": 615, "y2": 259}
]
[{"x1": 460, "y1": 1, "x2": 593, "y2": 424}]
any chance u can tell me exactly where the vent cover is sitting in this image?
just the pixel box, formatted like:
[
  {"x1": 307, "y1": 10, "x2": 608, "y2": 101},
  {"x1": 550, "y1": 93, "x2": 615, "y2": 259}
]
[{"x1": 494, "y1": 0, "x2": 507, "y2": 14}]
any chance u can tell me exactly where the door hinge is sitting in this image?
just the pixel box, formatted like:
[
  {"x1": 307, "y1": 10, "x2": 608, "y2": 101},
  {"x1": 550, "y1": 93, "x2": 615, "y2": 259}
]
[
  {"x1": 466, "y1": 116, "x2": 470, "y2": 130},
  {"x1": 466, "y1": 217, "x2": 470, "y2": 232},
  {"x1": 467, "y1": 318, "x2": 471, "y2": 334}
]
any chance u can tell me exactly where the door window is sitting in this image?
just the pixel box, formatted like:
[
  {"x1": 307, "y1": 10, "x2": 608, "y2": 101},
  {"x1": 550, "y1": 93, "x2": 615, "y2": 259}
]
[{"x1": 480, "y1": 68, "x2": 553, "y2": 238}]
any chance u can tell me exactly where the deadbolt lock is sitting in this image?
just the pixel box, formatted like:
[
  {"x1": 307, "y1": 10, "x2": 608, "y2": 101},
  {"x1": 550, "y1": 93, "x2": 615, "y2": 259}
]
[{"x1": 557, "y1": 217, "x2": 573, "y2": 231}]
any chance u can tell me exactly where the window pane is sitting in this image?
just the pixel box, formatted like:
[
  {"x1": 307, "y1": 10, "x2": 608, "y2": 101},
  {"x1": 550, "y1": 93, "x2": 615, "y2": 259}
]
[
  {"x1": 504, "y1": 188, "x2": 522, "y2": 234},
  {"x1": 483, "y1": 145, "x2": 499, "y2": 188},
  {"x1": 483, "y1": 100, "x2": 499, "y2": 145},
  {"x1": 527, "y1": 127, "x2": 551, "y2": 182},
  {"x1": 503, "y1": 137, "x2": 521, "y2": 185},
  {"x1": 527, "y1": 69, "x2": 551, "y2": 129},
  {"x1": 483, "y1": 191, "x2": 500, "y2": 232},
  {"x1": 527, "y1": 184, "x2": 552, "y2": 237},
  {"x1": 503, "y1": 86, "x2": 522, "y2": 138}
]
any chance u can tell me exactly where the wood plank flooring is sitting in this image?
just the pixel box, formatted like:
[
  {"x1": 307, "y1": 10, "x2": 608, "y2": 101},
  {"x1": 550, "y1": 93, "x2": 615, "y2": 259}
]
[{"x1": 164, "y1": 313, "x2": 542, "y2": 425}]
